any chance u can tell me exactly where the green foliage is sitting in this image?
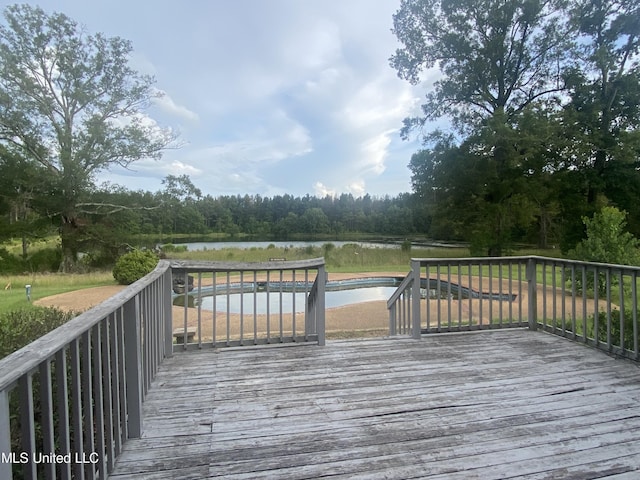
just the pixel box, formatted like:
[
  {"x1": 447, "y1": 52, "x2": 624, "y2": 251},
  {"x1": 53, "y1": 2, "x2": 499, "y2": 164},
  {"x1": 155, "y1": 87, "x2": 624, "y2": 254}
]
[
  {"x1": 0, "y1": 247, "x2": 61, "y2": 273},
  {"x1": 569, "y1": 207, "x2": 640, "y2": 266},
  {"x1": 594, "y1": 308, "x2": 636, "y2": 352},
  {"x1": 25, "y1": 247, "x2": 62, "y2": 272},
  {"x1": 161, "y1": 243, "x2": 188, "y2": 253},
  {"x1": 112, "y1": 250, "x2": 159, "y2": 285},
  {"x1": 0, "y1": 4, "x2": 175, "y2": 271},
  {"x1": 0, "y1": 306, "x2": 75, "y2": 359}
]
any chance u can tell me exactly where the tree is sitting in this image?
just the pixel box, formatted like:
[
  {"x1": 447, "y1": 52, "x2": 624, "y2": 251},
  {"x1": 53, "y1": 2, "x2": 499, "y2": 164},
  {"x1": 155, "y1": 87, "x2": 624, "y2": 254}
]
[
  {"x1": 570, "y1": 206, "x2": 640, "y2": 266},
  {"x1": 560, "y1": 0, "x2": 640, "y2": 247},
  {"x1": 0, "y1": 4, "x2": 175, "y2": 271},
  {"x1": 391, "y1": 0, "x2": 571, "y2": 254},
  {"x1": 391, "y1": 0, "x2": 569, "y2": 136}
]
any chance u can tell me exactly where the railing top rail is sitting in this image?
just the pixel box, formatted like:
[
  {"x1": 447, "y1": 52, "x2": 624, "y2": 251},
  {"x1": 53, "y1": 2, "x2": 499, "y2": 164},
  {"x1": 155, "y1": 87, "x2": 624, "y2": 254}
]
[
  {"x1": 410, "y1": 255, "x2": 640, "y2": 272},
  {"x1": 387, "y1": 272, "x2": 414, "y2": 308},
  {"x1": 0, "y1": 260, "x2": 172, "y2": 392},
  {"x1": 170, "y1": 257, "x2": 325, "y2": 272}
]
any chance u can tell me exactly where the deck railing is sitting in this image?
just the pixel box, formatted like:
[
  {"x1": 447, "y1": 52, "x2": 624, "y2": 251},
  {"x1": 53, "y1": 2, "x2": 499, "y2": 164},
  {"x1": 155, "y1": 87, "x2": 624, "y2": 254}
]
[
  {"x1": 0, "y1": 259, "x2": 172, "y2": 480},
  {"x1": 170, "y1": 258, "x2": 326, "y2": 350},
  {"x1": 0, "y1": 258, "x2": 325, "y2": 480},
  {"x1": 388, "y1": 256, "x2": 640, "y2": 361}
]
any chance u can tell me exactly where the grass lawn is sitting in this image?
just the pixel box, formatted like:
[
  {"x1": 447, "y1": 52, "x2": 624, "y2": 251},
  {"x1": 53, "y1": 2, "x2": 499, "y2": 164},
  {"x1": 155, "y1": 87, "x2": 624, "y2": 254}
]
[{"x1": 0, "y1": 271, "x2": 116, "y2": 314}]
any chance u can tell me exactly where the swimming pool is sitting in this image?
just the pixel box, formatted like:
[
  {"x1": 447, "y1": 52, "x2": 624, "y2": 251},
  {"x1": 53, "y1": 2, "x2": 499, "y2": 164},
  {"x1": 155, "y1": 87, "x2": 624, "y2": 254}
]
[{"x1": 174, "y1": 276, "x2": 516, "y2": 314}]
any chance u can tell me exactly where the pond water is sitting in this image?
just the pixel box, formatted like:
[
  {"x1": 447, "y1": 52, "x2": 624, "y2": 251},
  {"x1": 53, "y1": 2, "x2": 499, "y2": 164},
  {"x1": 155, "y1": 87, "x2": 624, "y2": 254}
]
[{"x1": 173, "y1": 240, "x2": 399, "y2": 251}]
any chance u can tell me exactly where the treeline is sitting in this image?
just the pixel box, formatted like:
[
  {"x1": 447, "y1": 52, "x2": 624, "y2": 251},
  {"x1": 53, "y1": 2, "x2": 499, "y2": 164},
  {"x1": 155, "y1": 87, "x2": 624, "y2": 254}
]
[{"x1": 0, "y1": 172, "x2": 420, "y2": 270}]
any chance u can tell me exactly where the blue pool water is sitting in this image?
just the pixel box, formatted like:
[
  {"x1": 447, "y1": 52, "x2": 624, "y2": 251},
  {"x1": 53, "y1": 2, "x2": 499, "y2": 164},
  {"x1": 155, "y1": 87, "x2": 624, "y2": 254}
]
[{"x1": 198, "y1": 286, "x2": 398, "y2": 314}]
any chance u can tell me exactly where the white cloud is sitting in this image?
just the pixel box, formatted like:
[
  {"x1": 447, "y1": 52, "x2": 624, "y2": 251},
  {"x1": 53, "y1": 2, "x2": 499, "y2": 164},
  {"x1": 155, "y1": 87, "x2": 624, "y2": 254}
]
[
  {"x1": 348, "y1": 180, "x2": 366, "y2": 197},
  {"x1": 314, "y1": 181, "x2": 336, "y2": 198},
  {"x1": 152, "y1": 89, "x2": 199, "y2": 122}
]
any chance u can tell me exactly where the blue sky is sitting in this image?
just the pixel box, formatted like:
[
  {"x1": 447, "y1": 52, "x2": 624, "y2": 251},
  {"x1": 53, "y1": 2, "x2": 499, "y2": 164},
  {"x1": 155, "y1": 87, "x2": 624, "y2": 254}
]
[{"x1": 4, "y1": 0, "x2": 439, "y2": 198}]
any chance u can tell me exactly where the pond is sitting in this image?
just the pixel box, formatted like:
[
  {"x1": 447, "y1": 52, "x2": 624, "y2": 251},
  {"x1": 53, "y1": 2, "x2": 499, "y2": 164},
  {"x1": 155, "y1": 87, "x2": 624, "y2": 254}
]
[{"x1": 171, "y1": 240, "x2": 400, "y2": 251}]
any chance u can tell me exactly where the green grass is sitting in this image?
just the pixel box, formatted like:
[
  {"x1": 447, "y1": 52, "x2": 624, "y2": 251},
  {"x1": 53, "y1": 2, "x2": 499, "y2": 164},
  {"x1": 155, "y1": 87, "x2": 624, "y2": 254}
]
[{"x1": 0, "y1": 271, "x2": 116, "y2": 314}]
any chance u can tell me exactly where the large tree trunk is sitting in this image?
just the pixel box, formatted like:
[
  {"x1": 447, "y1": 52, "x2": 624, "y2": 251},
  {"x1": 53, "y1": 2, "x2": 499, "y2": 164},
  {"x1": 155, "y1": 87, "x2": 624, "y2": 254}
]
[{"x1": 59, "y1": 219, "x2": 79, "y2": 273}]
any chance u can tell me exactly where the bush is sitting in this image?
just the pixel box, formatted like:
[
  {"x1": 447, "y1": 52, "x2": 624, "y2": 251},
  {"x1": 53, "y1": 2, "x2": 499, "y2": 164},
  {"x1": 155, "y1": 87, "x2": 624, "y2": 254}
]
[
  {"x1": 112, "y1": 249, "x2": 159, "y2": 285},
  {"x1": 0, "y1": 306, "x2": 75, "y2": 359}
]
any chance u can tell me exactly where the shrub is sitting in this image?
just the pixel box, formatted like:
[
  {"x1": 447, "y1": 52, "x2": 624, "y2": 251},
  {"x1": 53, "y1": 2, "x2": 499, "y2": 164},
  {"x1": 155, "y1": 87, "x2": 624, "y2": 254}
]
[
  {"x1": 568, "y1": 207, "x2": 640, "y2": 295},
  {"x1": 0, "y1": 306, "x2": 75, "y2": 359},
  {"x1": 112, "y1": 249, "x2": 159, "y2": 285}
]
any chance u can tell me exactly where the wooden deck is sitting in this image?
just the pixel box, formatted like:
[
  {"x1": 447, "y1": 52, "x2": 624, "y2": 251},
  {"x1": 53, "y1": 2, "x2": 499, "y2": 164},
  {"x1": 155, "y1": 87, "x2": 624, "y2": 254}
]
[{"x1": 109, "y1": 329, "x2": 640, "y2": 479}]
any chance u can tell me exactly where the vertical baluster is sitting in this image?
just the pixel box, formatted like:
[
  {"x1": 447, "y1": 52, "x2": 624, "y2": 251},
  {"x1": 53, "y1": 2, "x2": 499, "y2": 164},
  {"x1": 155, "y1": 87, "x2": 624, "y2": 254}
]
[
  {"x1": 253, "y1": 270, "x2": 258, "y2": 344},
  {"x1": 551, "y1": 262, "x2": 557, "y2": 333},
  {"x1": 266, "y1": 270, "x2": 271, "y2": 343},
  {"x1": 102, "y1": 317, "x2": 115, "y2": 474},
  {"x1": 39, "y1": 359, "x2": 55, "y2": 480},
  {"x1": 304, "y1": 269, "x2": 309, "y2": 341},
  {"x1": 488, "y1": 260, "x2": 493, "y2": 327},
  {"x1": 181, "y1": 273, "x2": 188, "y2": 350},
  {"x1": 571, "y1": 265, "x2": 577, "y2": 339},
  {"x1": 633, "y1": 272, "x2": 638, "y2": 359},
  {"x1": 92, "y1": 324, "x2": 106, "y2": 480},
  {"x1": 81, "y1": 330, "x2": 96, "y2": 480},
  {"x1": 226, "y1": 272, "x2": 231, "y2": 346},
  {"x1": 619, "y1": 270, "x2": 625, "y2": 351},
  {"x1": 69, "y1": 338, "x2": 84, "y2": 480},
  {"x1": 447, "y1": 266, "x2": 452, "y2": 329},
  {"x1": 478, "y1": 262, "x2": 483, "y2": 327},
  {"x1": 19, "y1": 374, "x2": 37, "y2": 480},
  {"x1": 582, "y1": 265, "x2": 588, "y2": 343},
  {"x1": 110, "y1": 310, "x2": 123, "y2": 459},
  {"x1": 292, "y1": 269, "x2": 297, "y2": 340},
  {"x1": 0, "y1": 389, "x2": 11, "y2": 480},
  {"x1": 279, "y1": 269, "x2": 284, "y2": 341},
  {"x1": 518, "y1": 262, "x2": 523, "y2": 323},
  {"x1": 468, "y1": 263, "x2": 473, "y2": 328},
  {"x1": 593, "y1": 267, "x2": 600, "y2": 347},
  {"x1": 606, "y1": 268, "x2": 612, "y2": 350},
  {"x1": 540, "y1": 261, "x2": 546, "y2": 330},
  {"x1": 212, "y1": 271, "x2": 217, "y2": 347},
  {"x1": 561, "y1": 266, "x2": 566, "y2": 334},
  {"x1": 197, "y1": 272, "x2": 203, "y2": 348},
  {"x1": 55, "y1": 347, "x2": 72, "y2": 480},
  {"x1": 457, "y1": 262, "x2": 462, "y2": 327}
]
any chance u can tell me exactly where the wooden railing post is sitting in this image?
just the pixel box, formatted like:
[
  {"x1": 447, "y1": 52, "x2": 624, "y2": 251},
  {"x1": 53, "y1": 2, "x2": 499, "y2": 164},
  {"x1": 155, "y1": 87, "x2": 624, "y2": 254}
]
[
  {"x1": 317, "y1": 265, "x2": 326, "y2": 346},
  {"x1": 389, "y1": 303, "x2": 397, "y2": 336},
  {"x1": 163, "y1": 268, "x2": 174, "y2": 358},
  {"x1": 527, "y1": 258, "x2": 538, "y2": 331},
  {"x1": 123, "y1": 296, "x2": 143, "y2": 438},
  {"x1": 411, "y1": 259, "x2": 422, "y2": 339},
  {"x1": 0, "y1": 390, "x2": 11, "y2": 480}
]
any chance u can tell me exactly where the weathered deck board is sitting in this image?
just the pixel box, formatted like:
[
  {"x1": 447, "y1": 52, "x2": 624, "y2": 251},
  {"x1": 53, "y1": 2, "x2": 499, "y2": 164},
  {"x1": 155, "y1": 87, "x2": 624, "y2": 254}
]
[{"x1": 109, "y1": 330, "x2": 640, "y2": 479}]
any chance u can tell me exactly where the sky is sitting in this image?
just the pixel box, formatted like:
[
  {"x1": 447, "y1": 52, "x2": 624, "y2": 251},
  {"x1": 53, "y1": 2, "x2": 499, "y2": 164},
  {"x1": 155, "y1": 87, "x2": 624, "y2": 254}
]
[{"x1": 3, "y1": 0, "x2": 439, "y2": 198}]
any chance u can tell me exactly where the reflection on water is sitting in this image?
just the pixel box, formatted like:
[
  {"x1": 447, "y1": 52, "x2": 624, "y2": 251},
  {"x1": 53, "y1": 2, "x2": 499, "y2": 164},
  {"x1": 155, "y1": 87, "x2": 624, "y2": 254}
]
[{"x1": 198, "y1": 287, "x2": 398, "y2": 314}]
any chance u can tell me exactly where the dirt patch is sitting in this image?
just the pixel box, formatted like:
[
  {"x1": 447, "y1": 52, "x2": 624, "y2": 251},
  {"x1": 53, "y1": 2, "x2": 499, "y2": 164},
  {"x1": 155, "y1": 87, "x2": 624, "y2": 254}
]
[{"x1": 34, "y1": 285, "x2": 127, "y2": 313}]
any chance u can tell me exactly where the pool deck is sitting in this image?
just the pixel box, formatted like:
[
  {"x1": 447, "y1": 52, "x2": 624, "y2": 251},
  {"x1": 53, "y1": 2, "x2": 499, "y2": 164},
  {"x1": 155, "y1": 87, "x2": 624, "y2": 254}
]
[{"x1": 109, "y1": 329, "x2": 640, "y2": 479}]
